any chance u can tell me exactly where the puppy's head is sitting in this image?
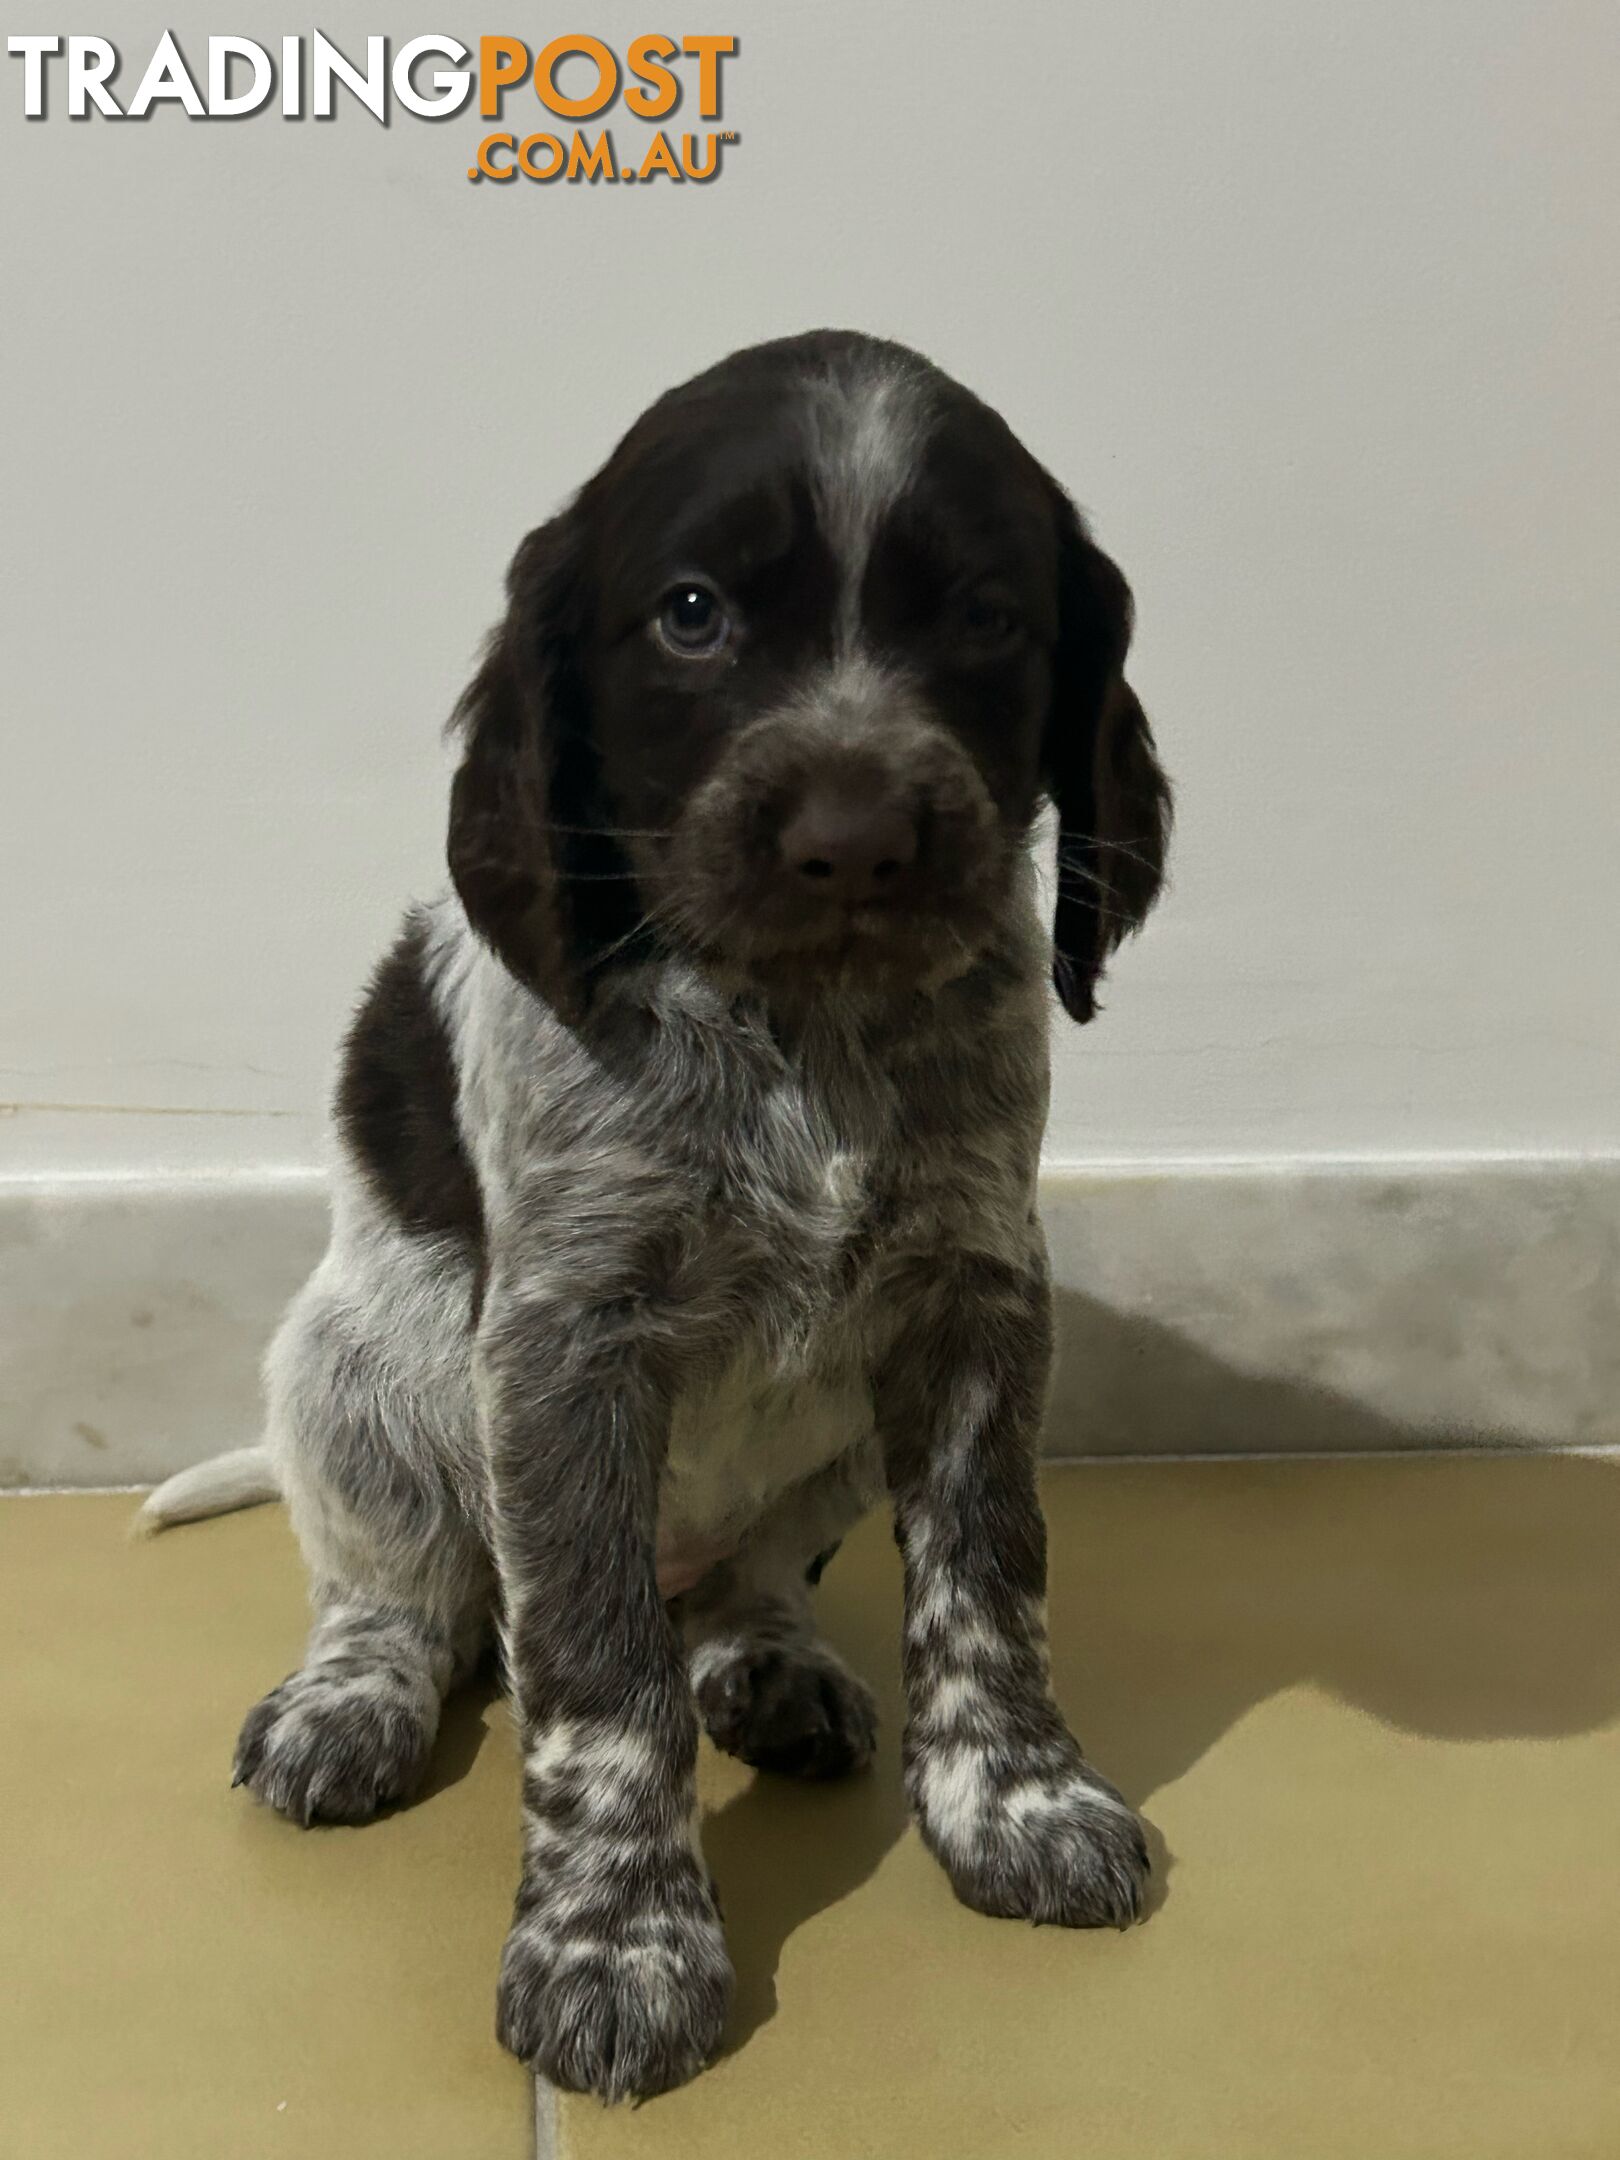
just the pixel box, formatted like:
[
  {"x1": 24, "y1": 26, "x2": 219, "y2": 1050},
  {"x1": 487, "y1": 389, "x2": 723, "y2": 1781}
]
[{"x1": 449, "y1": 332, "x2": 1170, "y2": 1025}]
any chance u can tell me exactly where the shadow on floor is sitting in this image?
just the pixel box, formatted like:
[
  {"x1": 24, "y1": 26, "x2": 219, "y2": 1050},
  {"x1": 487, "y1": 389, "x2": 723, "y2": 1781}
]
[
  {"x1": 419, "y1": 1669, "x2": 505, "y2": 1804},
  {"x1": 700, "y1": 1293, "x2": 1620, "y2": 2054},
  {"x1": 702, "y1": 1620, "x2": 909, "y2": 2053}
]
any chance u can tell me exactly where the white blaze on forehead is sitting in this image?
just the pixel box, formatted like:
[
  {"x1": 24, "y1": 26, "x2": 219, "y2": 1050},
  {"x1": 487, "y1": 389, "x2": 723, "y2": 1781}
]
[
  {"x1": 774, "y1": 648, "x2": 919, "y2": 743},
  {"x1": 801, "y1": 357, "x2": 932, "y2": 650}
]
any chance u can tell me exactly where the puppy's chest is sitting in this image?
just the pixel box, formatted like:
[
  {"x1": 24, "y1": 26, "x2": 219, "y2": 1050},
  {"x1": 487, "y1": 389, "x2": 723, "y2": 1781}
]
[
  {"x1": 660, "y1": 1344, "x2": 872, "y2": 1575},
  {"x1": 654, "y1": 1018, "x2": 1025, "y2": 1562},
  {"x1": 658, "y1": 1079, "x2": 898, "y2": 1554}
]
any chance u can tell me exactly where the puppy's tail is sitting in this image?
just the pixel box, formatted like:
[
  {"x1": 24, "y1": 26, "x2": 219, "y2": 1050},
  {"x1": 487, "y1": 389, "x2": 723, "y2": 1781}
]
[{"x1": 134, "y1": 1445, "x2": 281, "y2": 1536}]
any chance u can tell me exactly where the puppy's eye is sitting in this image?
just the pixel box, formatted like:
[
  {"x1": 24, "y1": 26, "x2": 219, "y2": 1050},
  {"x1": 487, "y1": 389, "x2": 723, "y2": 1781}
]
[
  {"x1": 956, "y1": 593, "x2": 1021, "y2": 646},
  {"x1": 656, "y1": 582, "x2": 731, "y2": 658}
]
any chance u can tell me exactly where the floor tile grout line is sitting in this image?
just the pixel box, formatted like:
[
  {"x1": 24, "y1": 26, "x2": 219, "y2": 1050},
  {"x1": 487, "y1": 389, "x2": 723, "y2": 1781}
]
[{"x1": 534, "y1": 2076, "x2": 559, "y2": 2160}]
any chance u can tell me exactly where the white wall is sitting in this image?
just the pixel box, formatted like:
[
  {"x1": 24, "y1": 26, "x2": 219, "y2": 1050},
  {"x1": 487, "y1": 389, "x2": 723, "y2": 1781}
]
[{"x1": 3, "y1": 0, "x2": 1616, "y2": 1177}]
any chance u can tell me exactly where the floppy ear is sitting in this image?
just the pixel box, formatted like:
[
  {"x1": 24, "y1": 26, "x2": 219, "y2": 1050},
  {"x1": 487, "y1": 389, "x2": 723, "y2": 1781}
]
[
  {"x1": 447, "y1": 513, "x2": 642, "y2": 1025},
  {"x1": 1044, "y1": 495, "x2": 1173, "y2": 1023}
]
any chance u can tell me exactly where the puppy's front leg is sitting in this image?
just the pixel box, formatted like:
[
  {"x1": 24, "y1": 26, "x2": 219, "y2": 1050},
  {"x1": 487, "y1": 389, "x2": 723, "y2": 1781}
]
[
  {"x1": 879, "y1": 1252, "x2": 1149, "y2": 1929},
  {"x1": 479, "y1": 1281, "x2": 731, "y2": 2102}
]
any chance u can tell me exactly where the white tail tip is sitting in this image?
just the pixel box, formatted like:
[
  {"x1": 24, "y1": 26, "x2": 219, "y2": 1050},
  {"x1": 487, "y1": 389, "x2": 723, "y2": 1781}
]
[{"x1": 134, "y1": 1446, "x2": 280, "y2": 1537}]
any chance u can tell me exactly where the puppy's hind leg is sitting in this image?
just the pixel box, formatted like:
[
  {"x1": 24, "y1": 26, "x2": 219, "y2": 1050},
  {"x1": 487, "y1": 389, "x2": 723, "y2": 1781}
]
[
  {"x1": 684, "y1": 1445, "x2": 881, "y2": 1781},
  {"x1": 233, "y1": 1285, "x2": 492, "y2": 1827}
]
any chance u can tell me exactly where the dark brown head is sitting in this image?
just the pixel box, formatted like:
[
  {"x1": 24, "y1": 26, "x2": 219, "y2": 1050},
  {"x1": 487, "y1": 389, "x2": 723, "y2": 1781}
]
[{"x1": 448, "y1": 331, "x2": 1171, "y2": 1026}]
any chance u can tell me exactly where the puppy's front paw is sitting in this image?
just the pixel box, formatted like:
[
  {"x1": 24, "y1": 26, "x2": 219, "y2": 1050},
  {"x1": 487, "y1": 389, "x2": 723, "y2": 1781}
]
[
  {"x1": 695, "y1": 1638, "x2": 878, "y2": 1781},
  {"x1": 233, "y1": 1665, "x2": 437, "y2": 1826},
  {"x1": 914, "y1": 1745, "x2": 1149, "y2": 1929},
  {"x1": 497, "y1": 1865, "x2": 733, "y2": 2101}
]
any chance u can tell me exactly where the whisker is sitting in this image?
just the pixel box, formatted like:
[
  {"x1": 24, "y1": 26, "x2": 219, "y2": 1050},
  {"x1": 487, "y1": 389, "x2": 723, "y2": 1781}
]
[
  {"x1": 588, "y1": 909, "x2": 666, "y2": 971},
  {"x1": 1054, "y1": 872, "x2": 1133, "y2": 929},
  {"x1": 939, "y1": 922, "x2": 979, "y2": 977},
  {"x1": 1056, "y1": 832, "x2": 1160, "y2": 872},
  {"x1": 1054, "y1": 864, "x2": 1115, "y2": 899},
  {"x1": 543, "y1": 823, "x2": 674, "y2": 840}
]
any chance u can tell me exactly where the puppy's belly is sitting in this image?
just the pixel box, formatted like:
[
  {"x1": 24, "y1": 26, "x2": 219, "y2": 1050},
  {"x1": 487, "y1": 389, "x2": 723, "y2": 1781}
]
[{"x1": 656, "y1": 1356, "x2": 872, "y2": 1593}]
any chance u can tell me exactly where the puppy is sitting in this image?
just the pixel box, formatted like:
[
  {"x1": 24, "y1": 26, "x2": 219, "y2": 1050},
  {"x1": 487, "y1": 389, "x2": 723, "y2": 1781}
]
[{"x1": 144, "y1": 329, "x2": 1172, "y2": 2101}]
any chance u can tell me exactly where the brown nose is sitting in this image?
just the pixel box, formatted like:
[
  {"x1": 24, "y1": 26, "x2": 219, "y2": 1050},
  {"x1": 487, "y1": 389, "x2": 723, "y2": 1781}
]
[{"x1": 778, "y1": 784, "x2": 919, "y2": 901}]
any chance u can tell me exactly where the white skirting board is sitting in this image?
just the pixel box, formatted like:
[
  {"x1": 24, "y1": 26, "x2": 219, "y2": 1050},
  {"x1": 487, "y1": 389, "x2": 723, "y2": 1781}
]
[{"x1": 2, "y1": 1159, "x2": 1616, "y2": 1490}]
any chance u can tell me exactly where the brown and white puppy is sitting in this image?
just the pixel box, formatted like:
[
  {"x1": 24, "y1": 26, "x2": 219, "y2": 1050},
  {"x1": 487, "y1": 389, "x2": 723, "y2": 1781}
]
[{"x1": 144, "y1": 329, "x2": 1172, "y2": 2102}]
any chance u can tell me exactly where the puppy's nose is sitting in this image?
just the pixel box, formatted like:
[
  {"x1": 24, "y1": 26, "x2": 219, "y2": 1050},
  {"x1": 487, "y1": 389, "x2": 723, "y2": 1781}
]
[{"x1": 779, "y1": 784, "x2": 918, "y2": 901}]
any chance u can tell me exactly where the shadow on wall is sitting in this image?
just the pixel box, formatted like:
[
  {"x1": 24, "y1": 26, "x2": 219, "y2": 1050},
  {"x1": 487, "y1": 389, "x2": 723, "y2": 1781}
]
[
  {"x1": 699, "y1": 1295, "x2": 1620, "y2": 2053},
  {"x1": 1048, "y1": 1287, "x2": 1535, "y2": 1455}
]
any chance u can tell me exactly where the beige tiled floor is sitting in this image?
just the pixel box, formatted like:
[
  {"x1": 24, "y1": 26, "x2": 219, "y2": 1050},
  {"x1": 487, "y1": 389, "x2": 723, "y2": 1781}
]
[{"x1": 6, "y1": 1457, "x2": 1620, "y2": 2159}]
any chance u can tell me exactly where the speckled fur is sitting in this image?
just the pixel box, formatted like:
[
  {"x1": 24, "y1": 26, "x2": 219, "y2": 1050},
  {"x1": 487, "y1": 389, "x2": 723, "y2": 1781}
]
[{"x1": 206, "y1": 331, "x2": 1170, "y2": 2103}]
